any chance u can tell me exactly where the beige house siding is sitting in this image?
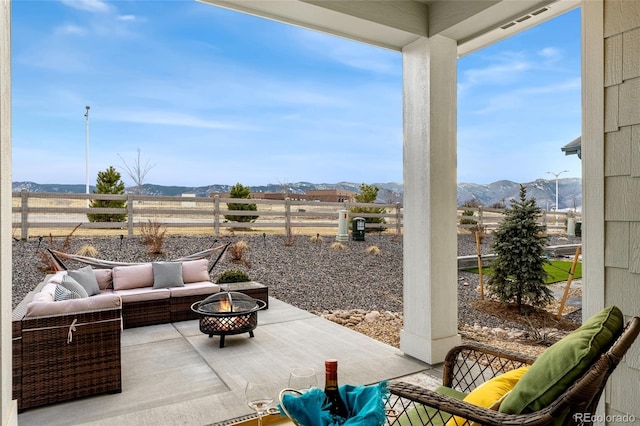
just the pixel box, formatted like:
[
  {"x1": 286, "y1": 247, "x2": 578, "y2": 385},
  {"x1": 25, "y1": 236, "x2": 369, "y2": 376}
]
[{"x1": 603, "y1": 0, "x2": 640, "y2": 419}]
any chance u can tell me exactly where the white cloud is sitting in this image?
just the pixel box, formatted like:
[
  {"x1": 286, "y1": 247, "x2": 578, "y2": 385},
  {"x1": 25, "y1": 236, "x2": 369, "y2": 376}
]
[
  {"x1": 58, "y1": 0, "x2": 139, "y2": 38},
  {"x1": 102, "y1": 109, "x2": 252, "y2": 130},
  {"x1": 60, "y1": 0, "x2": 112, "y2": 14},
  {"x1": 460, "y1": 58, "x2": 530, "y2": 87},
  {"x1": 15, "y1": 45, "x2": 92, "y2": 72},
  {"x1": 520, "y1": 77, "x2": 581, "y2": 95},
  {"x1": 264, "y1": 86, "x2": 348, "y2": 108},
  {"x1": 538, "y1": 47, "x2": 562, "y2": 62},
  {"x1": 54, "y1": 24, "x2": 88, "y2": 36},
  {"x1": 471, "y1": 77, "x2": 580, "y2": 115}
]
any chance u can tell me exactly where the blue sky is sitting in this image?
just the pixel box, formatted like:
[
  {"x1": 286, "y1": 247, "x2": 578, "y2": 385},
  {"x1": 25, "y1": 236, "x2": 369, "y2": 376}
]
[{"x1": 11, "y1": 0, "x2": 582, "y2": 188}]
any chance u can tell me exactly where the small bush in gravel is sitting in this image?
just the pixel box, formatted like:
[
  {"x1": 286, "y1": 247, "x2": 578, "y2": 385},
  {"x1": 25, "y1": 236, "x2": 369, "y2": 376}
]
[
  {"x1": 309, "y1": 234, "x2": 323, "y2": 243},
  {"x1": 78, "y1": 244, "x2": 98, "y2": 257},
  {"x1": 366, "y1": 246, "x2": 381, "y2": 255},
  {"x1": 331, "y1": 242, "x2": 345, "y2": 250},
  {"x1": 229, "y1": 241, "x2": 250, "y2": 265},
  {"x1": 216, "y1": 269, "x2": 250, "y2": 284},
  {"x1": 284, "y1": 233, "x2": 297, "y2": 247},
  {"x1": 140, "y1": 219, "x2": 167, "y2": 255}
]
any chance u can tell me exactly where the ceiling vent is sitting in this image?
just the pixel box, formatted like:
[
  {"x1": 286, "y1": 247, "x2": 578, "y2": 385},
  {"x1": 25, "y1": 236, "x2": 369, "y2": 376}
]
[
  {"x1": 458, "y1": 1, "x2": 578, "y2": 58},
  {"x1": 500, "y1": 7, "x2": 549, "y2": 30}
]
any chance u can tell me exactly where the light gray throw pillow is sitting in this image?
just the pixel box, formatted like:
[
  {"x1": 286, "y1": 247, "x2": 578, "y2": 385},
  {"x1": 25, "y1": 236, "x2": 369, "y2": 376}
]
[
  {"x1": 60, "y1": 275, "x2": 89, "y2": 298},
  {"x1": 152, "y1": 262, "x2": 184, "y2": 289},
  {"x1": 67, "y1": 266, "x2": 101, "y2": 296}
]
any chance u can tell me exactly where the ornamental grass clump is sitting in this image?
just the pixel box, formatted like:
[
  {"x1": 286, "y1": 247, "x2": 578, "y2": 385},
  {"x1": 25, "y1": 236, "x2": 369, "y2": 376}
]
[
  {"x1": 486, "y1": 185, "x2": 554, "y2": 313},
  {"x1": 77, "y1": 244, "x2": 98, "y2": 257},
  {"x1": 139, "y1": 219, "x2": 166, "y2": 256},
  {"x1": 309, "y1": 234, "x2": 323, "y2": 243},
  {"x1": 229, "y1": 240, "x2": 250, "y2": 265},
  {"x1": 366, "y1": 245, "x2": 381, "y2": 255}
]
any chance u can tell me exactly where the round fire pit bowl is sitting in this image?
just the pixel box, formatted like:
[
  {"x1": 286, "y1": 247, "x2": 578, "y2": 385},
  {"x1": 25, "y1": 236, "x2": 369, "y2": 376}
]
[{"x1": 191, "y1": 291, "x2": 267, "y2": 348}]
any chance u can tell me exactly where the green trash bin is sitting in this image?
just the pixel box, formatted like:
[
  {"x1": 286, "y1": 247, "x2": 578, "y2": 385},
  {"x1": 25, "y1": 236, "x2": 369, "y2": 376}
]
[
  {"x1": 352, "y1": 217, "x2": 365, "y2": 241},
  {"x1": 575, "y1": 221, "x2": 582, "y2": 237}
]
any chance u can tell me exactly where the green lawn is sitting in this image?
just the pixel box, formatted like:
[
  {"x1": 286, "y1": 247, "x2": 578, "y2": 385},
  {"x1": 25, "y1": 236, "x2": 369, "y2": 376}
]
[{"x1": 468, "y1": 260, "x2": 582, "y2": 284}]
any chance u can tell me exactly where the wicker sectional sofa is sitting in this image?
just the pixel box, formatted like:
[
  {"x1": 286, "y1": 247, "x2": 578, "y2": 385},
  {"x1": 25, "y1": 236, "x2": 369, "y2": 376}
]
[{"x1": 12, "y1": 259, "x2": 221, "y2": 411}]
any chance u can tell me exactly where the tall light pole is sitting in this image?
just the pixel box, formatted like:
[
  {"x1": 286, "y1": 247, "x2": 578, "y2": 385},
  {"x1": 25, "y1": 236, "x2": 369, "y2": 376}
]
[
  {"x1": 85, "y1": 105, "x2": 90, "y2": 207},
  {"x1": 547, "y1": 169, "x2": 568, "y2": 224}
]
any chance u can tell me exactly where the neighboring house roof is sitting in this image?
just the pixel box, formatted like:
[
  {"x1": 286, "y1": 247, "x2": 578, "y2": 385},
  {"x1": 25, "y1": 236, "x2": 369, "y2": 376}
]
[{"x1": 562, "y1": 136, "x2": 581, "y2": 159}]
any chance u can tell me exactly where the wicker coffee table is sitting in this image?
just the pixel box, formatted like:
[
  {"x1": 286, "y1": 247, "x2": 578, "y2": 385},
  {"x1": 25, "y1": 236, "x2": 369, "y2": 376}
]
[{"x1": 222, "y1": 281, "x2": 269, "y2": 309}]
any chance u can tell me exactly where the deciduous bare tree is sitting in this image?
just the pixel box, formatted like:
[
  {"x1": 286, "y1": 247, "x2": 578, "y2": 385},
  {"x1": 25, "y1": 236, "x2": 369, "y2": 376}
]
[{"x1": 117, "y1": 148, "x2": 156, "y2": 195}]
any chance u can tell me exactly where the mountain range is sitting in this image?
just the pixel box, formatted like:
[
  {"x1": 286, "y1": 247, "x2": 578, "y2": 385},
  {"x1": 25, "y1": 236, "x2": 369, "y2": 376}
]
[{"x1": 12, "y1": 178, "x2": 582, "y2": 210}]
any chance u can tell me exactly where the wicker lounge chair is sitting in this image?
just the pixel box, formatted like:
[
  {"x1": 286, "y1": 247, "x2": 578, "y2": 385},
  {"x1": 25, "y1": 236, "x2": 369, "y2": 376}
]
[{"x1": 386, "y1": 313, "x2": 640, "y2": 425}]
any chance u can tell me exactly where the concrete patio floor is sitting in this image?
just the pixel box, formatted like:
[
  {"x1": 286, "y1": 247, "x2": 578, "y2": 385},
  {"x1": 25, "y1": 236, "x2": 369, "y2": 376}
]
[{"x1": 18, "y1": 297, "x2": 441, "y2": 426}]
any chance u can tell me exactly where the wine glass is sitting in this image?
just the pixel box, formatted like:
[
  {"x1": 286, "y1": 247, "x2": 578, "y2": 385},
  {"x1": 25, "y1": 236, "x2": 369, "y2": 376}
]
[
  {"x1": 245, "y1": 381, "x2": 275, "y2": 426},
  {"x1": 288, "y1": 367, "x2": 317, "y2": 392}
]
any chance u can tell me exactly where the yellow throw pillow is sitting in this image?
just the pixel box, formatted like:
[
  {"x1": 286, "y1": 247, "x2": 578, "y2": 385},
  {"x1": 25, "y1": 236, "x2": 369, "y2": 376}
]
[{"x1": 446, "y1": 366, "x2": 530, "y2": 425}]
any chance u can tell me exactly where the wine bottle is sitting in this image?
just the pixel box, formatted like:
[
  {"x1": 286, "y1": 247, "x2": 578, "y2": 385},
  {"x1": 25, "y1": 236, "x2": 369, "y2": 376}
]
[{"x1": 324, "y1": 359, "x2": 349, "y2": 419}]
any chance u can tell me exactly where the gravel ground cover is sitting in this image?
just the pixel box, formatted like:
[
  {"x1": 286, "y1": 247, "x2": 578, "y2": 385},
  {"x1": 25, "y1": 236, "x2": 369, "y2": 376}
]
[{"x1": 12, "y1": 232, "x2": 582, "y2": 333}]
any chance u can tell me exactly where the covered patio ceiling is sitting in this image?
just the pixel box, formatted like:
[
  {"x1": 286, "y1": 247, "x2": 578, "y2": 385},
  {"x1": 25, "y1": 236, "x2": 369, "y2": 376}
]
[
  {"x1": 192, "y1": 0, "x2": 583, "y2": 366},
  {"x1": 197, "y1": 0, "x2": 579, "y2": 55}
]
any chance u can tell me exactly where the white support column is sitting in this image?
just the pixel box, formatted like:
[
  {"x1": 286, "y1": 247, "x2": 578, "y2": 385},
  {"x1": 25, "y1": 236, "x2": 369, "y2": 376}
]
[
  {"x1": 581, "y1": 0, "x2": 605, "y2": 322},
  {"x1": 400, "y1": 36, "x2": 460, "y2": 365},
  {"x1": 0, "y1": 0, "x2": 18, "y2": 423}
]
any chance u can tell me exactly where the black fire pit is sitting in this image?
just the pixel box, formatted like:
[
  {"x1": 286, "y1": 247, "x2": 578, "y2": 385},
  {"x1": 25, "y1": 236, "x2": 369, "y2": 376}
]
[{"x1": 191, "y1": 291, "x2": 267, "y2": 348}]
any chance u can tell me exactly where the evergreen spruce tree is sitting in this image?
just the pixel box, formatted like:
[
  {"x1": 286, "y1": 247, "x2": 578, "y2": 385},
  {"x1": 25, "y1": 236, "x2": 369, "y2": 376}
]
[
  {"x1": 486, "y1": 184, "x2": 553, "y2": 312},
  {"x1": 87, "y1": 166, "x2": 127, "y2": 223},
  {"x1": 224, "y1": 183, "x2": 258, "y2": 223},
  {"x1": 350, "y1": 183, "x2": 386, "y2": 231}
]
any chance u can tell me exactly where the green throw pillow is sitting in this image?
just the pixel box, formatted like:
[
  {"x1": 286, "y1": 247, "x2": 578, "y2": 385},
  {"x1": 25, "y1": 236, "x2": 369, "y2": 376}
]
[{"x1": 500, "y1": 305, "x2": 624, "y2": 415}]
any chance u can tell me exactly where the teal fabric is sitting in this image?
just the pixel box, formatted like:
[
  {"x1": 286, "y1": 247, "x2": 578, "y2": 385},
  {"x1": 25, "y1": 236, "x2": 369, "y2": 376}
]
[{"x1": 279, "y1": 382, "x2": 389, "y2": 426}]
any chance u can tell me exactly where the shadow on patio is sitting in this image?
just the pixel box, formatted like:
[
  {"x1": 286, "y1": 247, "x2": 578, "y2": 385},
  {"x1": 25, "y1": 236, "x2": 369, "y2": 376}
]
[{"x1": 18, "y1": 298, "x2": 438, "y2": 426}]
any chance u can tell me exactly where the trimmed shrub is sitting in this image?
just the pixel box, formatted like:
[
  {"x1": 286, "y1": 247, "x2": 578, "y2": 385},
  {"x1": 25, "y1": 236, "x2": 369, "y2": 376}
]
[
  {"x1": 224, "y1": 183, "x2": 258, "y2": 223},
  {"x1": 216, "y1": 269, "x2": 250, "y2": 284},
  {"x1": 350, "y1": 183, "x2": 386, "y2": 231},
  {"x1": 87, "y1": 166, "x2": 127, "y2": 223}
]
